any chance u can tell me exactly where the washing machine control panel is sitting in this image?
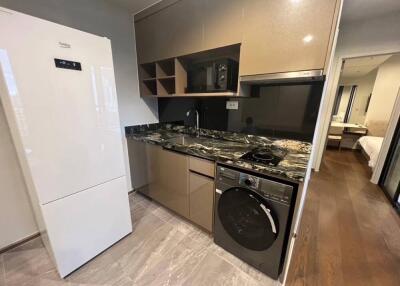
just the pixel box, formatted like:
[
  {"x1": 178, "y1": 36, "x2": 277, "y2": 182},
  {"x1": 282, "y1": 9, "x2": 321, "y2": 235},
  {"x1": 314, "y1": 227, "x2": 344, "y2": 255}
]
[
  {"x1": 239, "y1": 173, "x2": 260, "y2": 189},
  {"x1": 217, "y1": 166, "x2": 294, "y2": 205},
  {"x1": 239, "y1": 173, "x2": 293, "y2": 205}
]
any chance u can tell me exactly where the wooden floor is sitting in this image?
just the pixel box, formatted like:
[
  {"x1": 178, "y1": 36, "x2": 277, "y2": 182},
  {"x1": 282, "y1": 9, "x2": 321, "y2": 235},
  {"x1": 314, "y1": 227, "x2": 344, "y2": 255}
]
[{"x1": 286, "y1": 149, "x2": 400, "y2": 286}]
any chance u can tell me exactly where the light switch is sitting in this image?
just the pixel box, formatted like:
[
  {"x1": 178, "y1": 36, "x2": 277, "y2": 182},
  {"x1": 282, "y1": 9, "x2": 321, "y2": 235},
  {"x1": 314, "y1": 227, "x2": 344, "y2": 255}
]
[{"x1": 226, "y1": 101, "x2": 239, "y2": 110}]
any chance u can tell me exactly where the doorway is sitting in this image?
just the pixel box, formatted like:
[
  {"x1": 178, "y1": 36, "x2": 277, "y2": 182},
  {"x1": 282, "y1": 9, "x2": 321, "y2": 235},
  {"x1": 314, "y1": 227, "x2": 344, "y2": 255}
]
[{"x1": 323, "y1": 53, "x2": 400, "y2": 184}]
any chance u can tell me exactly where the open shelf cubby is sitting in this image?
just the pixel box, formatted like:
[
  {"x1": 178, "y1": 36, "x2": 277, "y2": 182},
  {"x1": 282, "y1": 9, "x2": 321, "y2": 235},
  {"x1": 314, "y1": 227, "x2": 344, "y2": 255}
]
[
  {"x1": 157, "y1": 77, "x2": 175, "y2": 95},
  {"x1": 140, "y1": 62, "x2": 156, "y2": 79},
  {"x1": 139, "y1": 44, "x2": 241, "y2": 97},
  {"x1": 156, "y1": 58, "x2": 175, "y2": 78},
  {"x1": 141, "y1": 79, "x2": 157, "y2": 96}
]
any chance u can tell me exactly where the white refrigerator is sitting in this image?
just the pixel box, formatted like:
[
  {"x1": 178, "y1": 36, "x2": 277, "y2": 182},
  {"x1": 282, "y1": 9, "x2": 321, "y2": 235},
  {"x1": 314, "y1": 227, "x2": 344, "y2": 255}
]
[{"x1": 0, "y1": 8, "x2": 132, "y2": 277}]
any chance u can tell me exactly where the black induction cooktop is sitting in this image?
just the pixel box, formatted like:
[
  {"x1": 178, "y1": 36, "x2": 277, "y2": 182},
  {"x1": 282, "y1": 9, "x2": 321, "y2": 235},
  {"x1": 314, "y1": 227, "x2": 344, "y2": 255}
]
[{"x1": 240, "y1": 147, "x2": 287, "y2": 166}]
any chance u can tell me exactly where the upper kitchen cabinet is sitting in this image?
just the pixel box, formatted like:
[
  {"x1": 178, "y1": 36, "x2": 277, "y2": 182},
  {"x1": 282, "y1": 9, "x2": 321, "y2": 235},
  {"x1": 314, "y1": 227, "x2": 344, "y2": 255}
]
[
  {"x1": 202, "y1": 0, "x2": 243, "y2": 51},
  {"x1": 134, "y1": 0, "x2": 340, "y2": 97},
  {"x1": 135, "y1": 0, "x2": 203, "y2": 64},
  {"x1": 239, "y1": 0, "x2": 339, "y2": 76},
  {"x1": 135, "y1": 14, "x2": 159, "y2": 65}
]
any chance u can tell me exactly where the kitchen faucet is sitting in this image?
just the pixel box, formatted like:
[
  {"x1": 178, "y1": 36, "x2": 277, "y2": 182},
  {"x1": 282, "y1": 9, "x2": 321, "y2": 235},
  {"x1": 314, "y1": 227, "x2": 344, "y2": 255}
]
[{"x1": 186, "y1": 108, "x2": 200, "y2": 136}]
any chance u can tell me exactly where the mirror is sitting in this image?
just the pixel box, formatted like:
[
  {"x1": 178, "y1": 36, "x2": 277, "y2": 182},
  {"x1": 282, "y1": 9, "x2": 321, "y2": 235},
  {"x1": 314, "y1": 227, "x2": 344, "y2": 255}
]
[{"x1": 332, "y1": 85, "x2": 358, "y2": 123}]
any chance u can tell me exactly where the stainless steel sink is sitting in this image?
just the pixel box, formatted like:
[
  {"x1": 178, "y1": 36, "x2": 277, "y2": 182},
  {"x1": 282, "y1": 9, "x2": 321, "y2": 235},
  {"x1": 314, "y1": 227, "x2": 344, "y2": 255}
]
[
  {"x1": 166, "y1": 134, "x2": 253, "y2": 154},
  {"x1": 167, "y1": 135, "x2": 208, "y2": 146}
]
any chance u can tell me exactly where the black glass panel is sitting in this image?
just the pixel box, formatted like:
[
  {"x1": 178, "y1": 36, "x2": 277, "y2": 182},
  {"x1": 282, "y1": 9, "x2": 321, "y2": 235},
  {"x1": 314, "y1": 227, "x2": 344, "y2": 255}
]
[
  {"x1": 158, "y1": 81, "x2": 324, "y2": 141},
  {"x1": 218, "y1": 187, "x2": 278, "y2": 251}
]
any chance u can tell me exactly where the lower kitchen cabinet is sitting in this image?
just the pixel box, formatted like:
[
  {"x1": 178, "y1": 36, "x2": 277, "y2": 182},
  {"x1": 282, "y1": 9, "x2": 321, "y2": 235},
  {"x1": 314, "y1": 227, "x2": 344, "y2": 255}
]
[
  {"x1": 146, "y1": 144, "x2": 190, "y2": 218},
  {"x1": 128, "y1": 140, "x2": 215, "y2": 229},
  {"x1": 127, "y1": 140, "x2": 149, "y2": 189},
  {"x1": 189, "y1": 171, "x2": 214, "y2": 232}
]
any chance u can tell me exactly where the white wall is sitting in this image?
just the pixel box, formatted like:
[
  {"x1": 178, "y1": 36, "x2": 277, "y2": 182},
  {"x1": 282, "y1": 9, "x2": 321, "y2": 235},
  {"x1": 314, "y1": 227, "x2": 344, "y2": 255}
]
[
  {"x1": 365, "y1": 55, "x2": 400, "y2": 127},
  {"x1": 0, "y1": 101, "x2": 37, "y2": 250},
  {"x1": 313, "y1": 11, "x2": 400, "y2": 170},
  {"x1": 0, "y1": 0, "x2": 157, "y2": 248}
]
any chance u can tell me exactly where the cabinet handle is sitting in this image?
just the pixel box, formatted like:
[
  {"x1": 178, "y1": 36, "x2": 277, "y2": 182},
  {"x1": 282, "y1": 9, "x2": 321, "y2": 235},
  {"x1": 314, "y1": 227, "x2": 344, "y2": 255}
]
[{"x1": 190, "y1": 170, "x2": 214, "y2": 180}]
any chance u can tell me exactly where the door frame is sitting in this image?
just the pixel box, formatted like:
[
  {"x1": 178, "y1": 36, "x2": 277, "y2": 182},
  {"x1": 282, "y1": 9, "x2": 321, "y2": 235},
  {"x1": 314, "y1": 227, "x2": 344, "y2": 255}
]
[
  {"x1": 312, "y1": 49, "x2": 400, "y2": 185},
  {"x1": 379, "y1": 113, "x2": 400, "y2": 204},
  {"x1": 371, "y1": 87, "x2": 400, "y2": 183}
]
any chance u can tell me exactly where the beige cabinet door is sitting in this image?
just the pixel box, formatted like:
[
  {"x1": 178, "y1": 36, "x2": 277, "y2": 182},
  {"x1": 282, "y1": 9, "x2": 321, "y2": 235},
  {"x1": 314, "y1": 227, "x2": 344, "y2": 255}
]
[
  {"x1": 135, "y1": 15, "x2": 160, "y2": 64},
  {"x1": 240, "y1": 0, "x2": 338, "y2": 76},
  {"x1": 147, "y1": 145, "x2": 190, "y2": 218},
  {"x1": 135, "y1": 0, "x2": 203, "y2": 63},
  {"x1": 163, "y1": 0, "x2": 204, "y2": 58},
  {"x1": 202, "y1": 0, "x2": 243, "y2": 50},
  {"x1": 127, "y1": 140, "x2": 149, "y2": 189},
  {"x1": 189, "y1": 172, "x2": 214, "y2": 232},
  {"x1": 144, "y1": 143, "x2": 162, "y2": 200}
]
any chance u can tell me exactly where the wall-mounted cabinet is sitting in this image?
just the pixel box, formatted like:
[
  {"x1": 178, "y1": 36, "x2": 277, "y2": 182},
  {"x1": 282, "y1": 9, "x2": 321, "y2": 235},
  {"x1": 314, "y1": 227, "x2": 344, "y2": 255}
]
[
  {"x1": 135, "y1": 0, "x2": 243, "y2": 65},
  {"x1": 135, "y1": 0, "x2": 204, "y2": 64},
  {"x1": 138, "y1": 59, "x2": 176, "y2": 96},
  {"x1": 134, "y1": 0, "x2": 340, "y2": 95},
  {"x1": 202, "y1": 0, "x2": 243, "y2": 51},
  {"x1": 138, "y1": 45, "x2": 241, "y2": 98},
  {"x1": 239, "y1": 0, "x2": 339, "y2": 76}
]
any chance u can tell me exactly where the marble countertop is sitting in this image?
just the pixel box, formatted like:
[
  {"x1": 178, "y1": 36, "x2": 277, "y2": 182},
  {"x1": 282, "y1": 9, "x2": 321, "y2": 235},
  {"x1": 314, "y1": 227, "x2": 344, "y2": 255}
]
[{"x1": 125, "y1": 123, "x2": 312, "y2": 183}]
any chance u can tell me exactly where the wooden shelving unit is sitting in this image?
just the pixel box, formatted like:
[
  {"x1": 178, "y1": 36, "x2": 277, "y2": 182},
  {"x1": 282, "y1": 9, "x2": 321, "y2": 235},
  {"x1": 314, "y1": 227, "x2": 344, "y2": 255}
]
[
  {"x1": 141, "y1": 79, "x2": 157, "y2": 96},
  {"x1": 157, "y1": 75, "x2": 175, "y2": 80},
  {"x1": 157, "y1": 78, "x2": 175, "y2": 95},
  {"x1": 156, "y1": 59, "x2": 175, "y2": 77},
  {"x1": 138, "y1": 44, "x2": 241, "y2": 98},
  {"x1": 144, "y1": 92, "x2": 238, "y2": 98},
  {"x1": 140, "y1": 62, "x2": 156, "y2": 79}
]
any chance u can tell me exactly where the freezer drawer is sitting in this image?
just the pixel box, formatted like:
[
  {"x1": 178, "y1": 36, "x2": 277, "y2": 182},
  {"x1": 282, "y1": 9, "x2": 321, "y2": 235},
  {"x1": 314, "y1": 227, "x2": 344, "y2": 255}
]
[{"x1": 41, "y1": 176, "x2": 132, "y2": 277}]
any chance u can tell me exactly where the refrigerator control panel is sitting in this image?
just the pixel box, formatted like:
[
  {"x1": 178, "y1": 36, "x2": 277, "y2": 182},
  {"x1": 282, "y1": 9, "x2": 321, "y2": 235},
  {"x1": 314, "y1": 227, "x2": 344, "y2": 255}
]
[{"x1": 54, "y1": 58, "x2": 82, "y2": 71}]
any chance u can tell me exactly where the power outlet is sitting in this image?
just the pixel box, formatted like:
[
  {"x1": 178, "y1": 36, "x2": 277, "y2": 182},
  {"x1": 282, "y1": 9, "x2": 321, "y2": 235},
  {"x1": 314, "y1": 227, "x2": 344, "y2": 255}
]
[{"x1": 226, "y1": 101, "x2": 239, "y2": 110}]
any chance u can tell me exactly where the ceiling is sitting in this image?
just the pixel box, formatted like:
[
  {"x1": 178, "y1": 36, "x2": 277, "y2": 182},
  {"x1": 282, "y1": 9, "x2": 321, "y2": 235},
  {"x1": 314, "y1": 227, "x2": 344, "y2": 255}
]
[
  {"x1": 110, "y1": 0, "x2": 400, "y2": 21},
  {"x1": 341, "y1": 0, "x2": 400, "y2": 23},
  {"x1": 109, "y1": 0, "x2": 161, "y2": 14},
  {"x1": 341, "y1": 55, "x2": 391, "y2": 79}
]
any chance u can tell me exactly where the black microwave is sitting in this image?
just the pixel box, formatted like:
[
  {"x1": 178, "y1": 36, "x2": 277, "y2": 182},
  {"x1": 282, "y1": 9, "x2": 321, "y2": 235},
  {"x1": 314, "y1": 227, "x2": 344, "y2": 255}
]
[{"x1": 187, "y1": 59, "x2": 239, "y2": 93}]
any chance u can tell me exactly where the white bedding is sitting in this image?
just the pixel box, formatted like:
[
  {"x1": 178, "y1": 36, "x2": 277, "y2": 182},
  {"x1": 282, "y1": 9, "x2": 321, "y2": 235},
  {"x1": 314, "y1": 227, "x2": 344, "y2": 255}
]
[{"x1": 358, "y1": 136, "x2": 384, "y2": 168}]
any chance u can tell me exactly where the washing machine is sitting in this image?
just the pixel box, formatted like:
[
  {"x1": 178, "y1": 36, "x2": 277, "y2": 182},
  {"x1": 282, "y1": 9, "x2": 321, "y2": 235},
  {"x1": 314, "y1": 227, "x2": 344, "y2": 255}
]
[{"x1": 214, "y1": 165, "x2": 296, "y2": 280}]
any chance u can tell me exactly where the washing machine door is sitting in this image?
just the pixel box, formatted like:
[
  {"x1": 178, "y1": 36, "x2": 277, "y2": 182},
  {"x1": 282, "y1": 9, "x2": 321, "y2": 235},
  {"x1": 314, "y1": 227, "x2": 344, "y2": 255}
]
[{"x1": 218, "y1": 187, "x2": 279, "y2": 251}]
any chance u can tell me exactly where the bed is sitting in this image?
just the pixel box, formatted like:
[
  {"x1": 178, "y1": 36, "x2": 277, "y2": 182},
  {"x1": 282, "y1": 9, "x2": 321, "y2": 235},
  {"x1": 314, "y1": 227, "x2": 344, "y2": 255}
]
[
  {"x1": 357, "y1": 120, "x2": 388, "y2": 169},
  {"x1": 358, "y1": 136, "x2": 384, "y2": 168}
]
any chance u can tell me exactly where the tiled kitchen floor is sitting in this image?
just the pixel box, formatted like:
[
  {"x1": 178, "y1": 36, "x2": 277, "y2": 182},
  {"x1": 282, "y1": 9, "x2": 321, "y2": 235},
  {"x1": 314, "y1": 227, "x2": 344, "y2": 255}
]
[{"x1": 0, "y1": 191, "x2": 278, "y2": 286}]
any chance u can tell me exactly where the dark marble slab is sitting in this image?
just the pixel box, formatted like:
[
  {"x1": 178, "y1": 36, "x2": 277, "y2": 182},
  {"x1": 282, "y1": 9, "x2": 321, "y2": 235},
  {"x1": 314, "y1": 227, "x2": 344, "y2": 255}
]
[{"x1": 125, "y1": 123, "x2": 312, "y2": 183}]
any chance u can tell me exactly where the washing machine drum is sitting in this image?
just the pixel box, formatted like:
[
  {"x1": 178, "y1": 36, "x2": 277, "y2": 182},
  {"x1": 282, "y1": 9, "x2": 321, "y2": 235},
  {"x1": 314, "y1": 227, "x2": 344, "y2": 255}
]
[{"x1": 218, "y1": 187, "x2": 279, "y2": 251}]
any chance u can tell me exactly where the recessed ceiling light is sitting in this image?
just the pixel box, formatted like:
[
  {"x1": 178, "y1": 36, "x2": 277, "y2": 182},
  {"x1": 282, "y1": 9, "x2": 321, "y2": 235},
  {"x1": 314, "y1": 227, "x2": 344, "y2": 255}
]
[{"x1": 303, "y1": 34, "x2": 313, "y2": 43}]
